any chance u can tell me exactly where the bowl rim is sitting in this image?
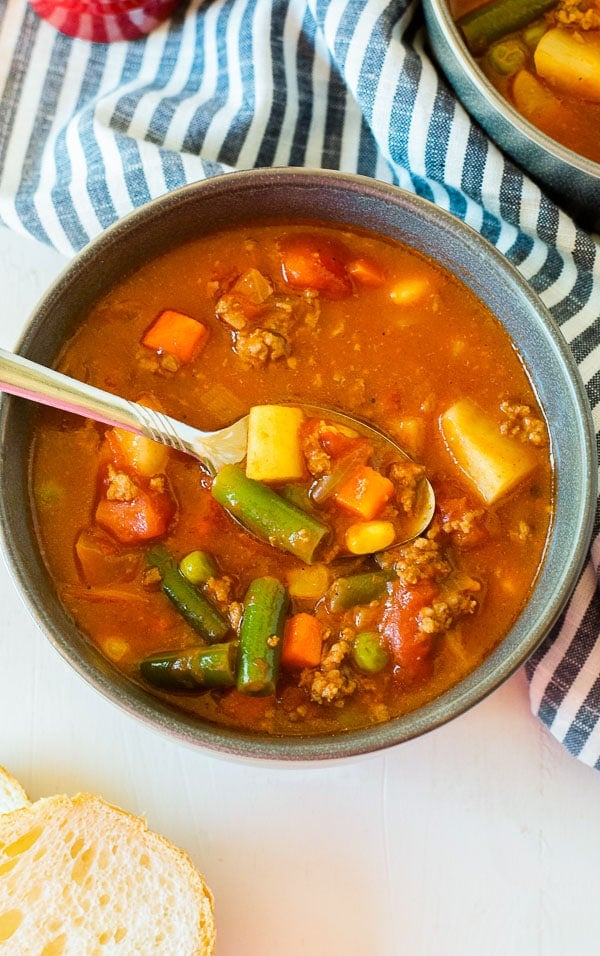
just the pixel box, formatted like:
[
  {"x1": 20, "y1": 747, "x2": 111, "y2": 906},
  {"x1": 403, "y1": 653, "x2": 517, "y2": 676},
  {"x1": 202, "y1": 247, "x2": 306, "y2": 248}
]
[
  {"x1": 423, "y1": 0, "x2": 600, "y2": 178},
  {"x1": 0, "y1": 167, "x2": 596, "y2": 762}
]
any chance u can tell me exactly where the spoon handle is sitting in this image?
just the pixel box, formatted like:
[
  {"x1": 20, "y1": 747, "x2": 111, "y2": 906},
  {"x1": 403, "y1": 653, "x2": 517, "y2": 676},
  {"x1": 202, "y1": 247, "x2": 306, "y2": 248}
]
[
  {"x1": 0, "y1": 348, "x2": 248, "y2": 472},
  {"x1": 0, "y1": 347, "x2": 200, "y2": 453}
]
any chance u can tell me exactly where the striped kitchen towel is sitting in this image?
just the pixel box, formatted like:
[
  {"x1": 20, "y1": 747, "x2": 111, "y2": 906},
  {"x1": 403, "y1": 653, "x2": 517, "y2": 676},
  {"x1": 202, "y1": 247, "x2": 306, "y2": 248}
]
[{"x1": 1, "y1": 0, "x2": 599, "y2": 767}]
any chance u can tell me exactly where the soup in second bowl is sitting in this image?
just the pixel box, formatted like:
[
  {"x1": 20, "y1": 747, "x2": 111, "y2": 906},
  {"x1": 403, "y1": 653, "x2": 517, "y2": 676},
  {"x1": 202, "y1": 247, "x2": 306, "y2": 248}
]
[{"x1": 450, "y1": 0, "x2": 600, "y2": 163}]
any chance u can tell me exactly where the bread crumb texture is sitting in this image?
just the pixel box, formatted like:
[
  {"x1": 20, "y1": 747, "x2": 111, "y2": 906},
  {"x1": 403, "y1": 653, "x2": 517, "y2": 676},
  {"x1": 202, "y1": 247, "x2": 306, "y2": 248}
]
[{"x1": 0, "y1": 791, "x2": 215, "y2": 955}]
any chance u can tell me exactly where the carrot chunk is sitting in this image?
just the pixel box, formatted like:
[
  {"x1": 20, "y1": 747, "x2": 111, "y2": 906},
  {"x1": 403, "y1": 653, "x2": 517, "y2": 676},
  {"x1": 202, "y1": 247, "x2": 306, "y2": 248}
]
[
  {"x1": 333, "y1": 465, "x2": 394, "y2": 519},
  {"x1": 281, "y1": 612, "x2": 325, "y2": 670},
  {"x1": 142, "y1": 310, "x2": 208, "y2": 364}
]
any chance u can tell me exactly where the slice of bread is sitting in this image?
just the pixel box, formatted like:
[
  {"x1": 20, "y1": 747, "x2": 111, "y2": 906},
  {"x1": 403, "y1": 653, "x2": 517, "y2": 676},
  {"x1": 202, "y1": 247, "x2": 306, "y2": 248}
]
[
  {"x1": 0, "y1": 766, "x2": 29, "y2": 814},
  {"x1": 0, "y1": 771, "x2": 215, "y2": 954}
]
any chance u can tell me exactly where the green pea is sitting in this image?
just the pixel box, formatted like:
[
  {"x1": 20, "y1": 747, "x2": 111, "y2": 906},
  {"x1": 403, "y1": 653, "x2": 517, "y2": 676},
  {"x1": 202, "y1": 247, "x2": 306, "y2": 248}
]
[
  {"x1": 179, "y1": 550, "x2": 217, "y2": 586},
  {"x1": 522, "y1": 20, "x2": 549, "y2": 51},
  {"x1": 353, "y1": 631, "x2": 389, "y2": 674},
  {"x1": 487, "y1": 38, "x2": 528, "y2": 77}
]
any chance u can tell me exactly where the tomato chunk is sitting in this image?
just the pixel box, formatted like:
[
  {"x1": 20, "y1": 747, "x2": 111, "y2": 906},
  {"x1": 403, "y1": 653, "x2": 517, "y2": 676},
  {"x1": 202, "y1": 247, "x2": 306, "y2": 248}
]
[
  {"x1": 95, "y1": 488, "x2": 175, "y2": 545},
  {"x1": 278, "y1": 235, "x2": 352, "y2": 298},
  {"x1": 381, "y1": 580, "x2": 438, "y2": 681},
  {"x1": 319, "y1": 428, "x2": 368, "y2": 460}
]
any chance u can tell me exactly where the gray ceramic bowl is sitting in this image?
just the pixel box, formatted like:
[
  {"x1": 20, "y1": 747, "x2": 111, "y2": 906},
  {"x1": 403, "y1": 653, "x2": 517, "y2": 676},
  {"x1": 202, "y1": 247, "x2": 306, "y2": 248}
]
[
  {"x1": 422, "y1": 0, "x2": 600, "y2": 231},
  {"x1": 0, "y1": 168, "x2": 596, "y2": 761}
]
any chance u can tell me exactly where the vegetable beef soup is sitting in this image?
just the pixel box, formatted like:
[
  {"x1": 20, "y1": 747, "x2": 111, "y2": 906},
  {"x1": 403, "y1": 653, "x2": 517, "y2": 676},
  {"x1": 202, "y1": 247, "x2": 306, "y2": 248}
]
[
  {"x1": 450, "y1": 0, "x2": 600, "y2": 164},
  {"x1": 30, "y1": 222, "x2": 554, "y2": 736}
]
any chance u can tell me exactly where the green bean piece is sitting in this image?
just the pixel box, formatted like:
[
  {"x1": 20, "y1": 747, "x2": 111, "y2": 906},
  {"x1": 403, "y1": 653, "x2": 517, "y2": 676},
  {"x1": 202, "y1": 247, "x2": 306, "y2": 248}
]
[
  {"x1": 280, "y1": 482, "x2": 315, "y2": 514},
  {"x1": 326, "y1": 570, "x2": 396, "y2": 613},
  {"x1": 353, "y1": 631, "x2": 390, "y2": 674},
  {"x1": 487, "y1": 38, "x2": 528, "y2": 76},
  {"x1": 458, "y1": 0, "x2": 558, "y2": 55},
  {"x1": 146, "y1": 545, "x2": 230, "y2": 643},
  {"x1": 211, "y1": 465, "x2": 329, "y2": 565},
  {"x1": 179, "y1": 549, "x2": 217, "y2": 586},
  {"x1": 237, "y1": 576, "x2": 289, "y2": 697},
  {"x1": 139, "y1": 642, "x2": 238, "y2": 690}
]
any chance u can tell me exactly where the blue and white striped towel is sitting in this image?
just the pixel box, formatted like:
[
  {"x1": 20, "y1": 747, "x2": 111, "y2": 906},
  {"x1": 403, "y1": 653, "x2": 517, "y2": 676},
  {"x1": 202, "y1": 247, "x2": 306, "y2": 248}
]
[{"x1": 1, "y1": 0, "x2": 599, "y2": 767}]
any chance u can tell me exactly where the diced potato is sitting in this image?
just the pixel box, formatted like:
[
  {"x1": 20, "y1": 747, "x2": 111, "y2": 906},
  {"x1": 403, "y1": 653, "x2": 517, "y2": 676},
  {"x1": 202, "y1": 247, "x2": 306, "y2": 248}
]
[
  {"x1": 286, "y1": 563, "x2": 330, "y2": 599},
  {"x1": 389, "y1": 275, "x2": 432, "y2": 306},
  {"x1": 232, "y1": 268, "x2": 273, "y2": 304},
  {"x1": 511, "y1": 69, "x2": 564, "y2": 127},
  {"x1": 534, "y1": 28, "x2": 600, "y2": 104},
  {"x1": 389, "y1": 417, "x2": 426, "y2": 459},
  {"x1": 245, "y1": 405, "x2": 305, "y2": 482},
  {"x1": 440, "y1": 399, "x2": 538, "y2": 505},
  {"x1": 112, "y1": 428, "x2": 169, "y2": 478}
]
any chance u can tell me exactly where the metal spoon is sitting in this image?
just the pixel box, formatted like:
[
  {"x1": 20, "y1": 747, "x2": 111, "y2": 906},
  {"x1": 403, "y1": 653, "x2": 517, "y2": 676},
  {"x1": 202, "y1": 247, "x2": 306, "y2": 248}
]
[
  {"x1": 0, "y1": 346, "x2": 248, "y2": 473},
  {"x1": 0, "y1": 347, "x2": 435, "y2": 539}
]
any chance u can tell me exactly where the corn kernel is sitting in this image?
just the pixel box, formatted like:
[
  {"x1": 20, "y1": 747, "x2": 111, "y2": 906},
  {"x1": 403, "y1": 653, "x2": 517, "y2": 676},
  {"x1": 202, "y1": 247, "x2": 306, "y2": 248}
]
[
  {"x1": 103, "y1": 638, "x2": 130, "y2": 661},
  {"x1": 345, "y1": 520, "x2": 396, "y2": 555}
]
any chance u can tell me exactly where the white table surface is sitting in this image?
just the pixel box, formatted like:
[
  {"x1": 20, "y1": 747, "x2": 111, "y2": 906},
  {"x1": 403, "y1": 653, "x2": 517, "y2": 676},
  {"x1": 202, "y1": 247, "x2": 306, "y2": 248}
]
[{"x1": 1, "y1": 223, "x2": 599, "y2": 956}]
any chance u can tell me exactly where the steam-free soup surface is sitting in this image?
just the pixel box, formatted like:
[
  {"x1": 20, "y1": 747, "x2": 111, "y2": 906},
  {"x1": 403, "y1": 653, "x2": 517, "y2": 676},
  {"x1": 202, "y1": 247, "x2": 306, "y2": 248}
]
[{"x1": 30, "y1": 221, "x2": 553, "y2": 736}]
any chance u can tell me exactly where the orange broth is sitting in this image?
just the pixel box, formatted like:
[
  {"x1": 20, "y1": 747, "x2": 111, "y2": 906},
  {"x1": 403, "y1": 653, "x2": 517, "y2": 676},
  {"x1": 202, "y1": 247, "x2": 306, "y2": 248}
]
[{"x1": 29, "y1": 221, "x2": 554, "y2": 736}]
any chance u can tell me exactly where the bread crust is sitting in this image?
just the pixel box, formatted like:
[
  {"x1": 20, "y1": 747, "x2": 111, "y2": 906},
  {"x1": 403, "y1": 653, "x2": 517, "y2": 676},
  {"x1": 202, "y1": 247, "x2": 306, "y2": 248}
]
[{"x1": 0, "y1": 778, "x2": 215, "y2": 954}]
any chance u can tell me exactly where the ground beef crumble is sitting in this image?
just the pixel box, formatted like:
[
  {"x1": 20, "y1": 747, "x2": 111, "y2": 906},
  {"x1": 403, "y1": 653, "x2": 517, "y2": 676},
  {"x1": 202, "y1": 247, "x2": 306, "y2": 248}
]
[
  {"x1": 418, "y1": 578, "x2": 480, "y2": 636},
  {"x1": 233, "y1": 328, "x2": 290, "y2": 366},
  {"x1": 300, "y1": 421, "x2": 335, "y2": 477},
  {"x1": 213, "y1": 267, "x2": 321, "y2": 367},
  {"x1": 388, "y1": 459, "x2": 427, "y2": 514},
  {"x1": 204, "y1": 575, "x2": 233, "y2": 607},
  {"x1": 105, "y1": 466, "x2": 138, "y2": 502},
  {"x1": 439, "y1": 505, "x2": 485, "y2": 538},
  {"x1": 499, "y1": 402, "x2": 546, "y2": 446},
  {"x1": 300, "y1": 632, "x2": 358, "y2": 704},
  {"x1": 377, "y1": 532, "x2": 450, "y2": 586},
  {"x1": 550, "y1": 0, "x2": 600, "y2": 29}
]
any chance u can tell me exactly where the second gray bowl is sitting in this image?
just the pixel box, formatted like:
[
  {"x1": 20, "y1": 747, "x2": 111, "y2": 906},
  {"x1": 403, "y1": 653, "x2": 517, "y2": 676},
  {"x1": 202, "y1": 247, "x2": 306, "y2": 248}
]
[{"x1": 423, "y1": 0, "x2": 600, "y2": 231}]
